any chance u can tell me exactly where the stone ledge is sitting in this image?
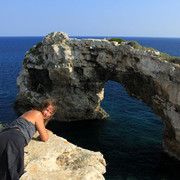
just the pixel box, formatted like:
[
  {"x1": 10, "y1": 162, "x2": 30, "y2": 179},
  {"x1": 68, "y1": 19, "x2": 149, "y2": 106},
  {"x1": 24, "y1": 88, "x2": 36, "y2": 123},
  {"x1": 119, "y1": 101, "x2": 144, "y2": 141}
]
[{"x1": 20, "y1": 133, "x2": 106, "y2": 180}]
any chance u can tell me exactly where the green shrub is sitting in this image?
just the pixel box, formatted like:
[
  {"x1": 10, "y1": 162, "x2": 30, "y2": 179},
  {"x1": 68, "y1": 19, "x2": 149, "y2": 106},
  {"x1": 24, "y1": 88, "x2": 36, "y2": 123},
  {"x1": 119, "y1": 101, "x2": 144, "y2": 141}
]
[
  {"x1": 141, "y1": 46, "x2": 158, "y2": 51},
  {"x1": 0, "y1": 124, "x2": 4, "y2": 132},
  {"x1": 109, "y1": 38, "x2": 158, "y2": 52},
  {"x1": 127, "y1": 41, "x2": 142, "y2": 49},
  {"x1": 109, "y1": 38, "x2": 180, "y2": 64},
  {"x1": 26, "y1": 42, "x2": 44, "y2": 65},
  {"x1": 108, "y1": 38, "x2": 127, "y2": 44},
  {"x1": 27, "y1": 92, "x2": 33, "y2": 99},
  {"x1": 160, "y1": 53, "x2": 180, "y2": 64},
  {"x1": 37, "y1": 55, "x2": 44, "y2": 64},
  {"x1": 28, "y1": 42, "x2": 42, "y2": 56},
  {"x1": 29, "y1": 47, "x2": 40, "y2": 56},
  {"x1": 127, "y1": 41, "x2": 158, "y2": 52},
  {"x1": 36, "y1": 42, "x2": 42, "y2": 48},
  {"x1": 22, "y1": 57, "x2": 28, "y2": 65}
]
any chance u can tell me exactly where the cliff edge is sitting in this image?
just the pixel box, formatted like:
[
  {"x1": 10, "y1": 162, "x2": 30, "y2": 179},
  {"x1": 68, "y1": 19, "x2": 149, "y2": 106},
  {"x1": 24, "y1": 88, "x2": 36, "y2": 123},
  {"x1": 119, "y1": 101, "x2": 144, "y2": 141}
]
[{"x1": 20, "y1": 133, "x2": 106, "y2": 180}]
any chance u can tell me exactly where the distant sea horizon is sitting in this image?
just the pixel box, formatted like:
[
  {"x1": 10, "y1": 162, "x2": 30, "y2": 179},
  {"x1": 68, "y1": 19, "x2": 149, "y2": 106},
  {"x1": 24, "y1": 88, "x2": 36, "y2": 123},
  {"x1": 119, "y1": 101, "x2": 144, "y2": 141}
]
[
  {"x1": 1, "y1": 36, "x2": 180, "y2": 180},
  {"x1": 0, "y1": 35, "x2": 180, "y2": 38}
]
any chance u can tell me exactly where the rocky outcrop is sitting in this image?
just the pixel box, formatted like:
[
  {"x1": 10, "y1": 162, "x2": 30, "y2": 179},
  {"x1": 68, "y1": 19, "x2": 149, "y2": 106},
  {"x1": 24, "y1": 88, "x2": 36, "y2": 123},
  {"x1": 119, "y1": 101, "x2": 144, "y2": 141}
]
[
  {"x1": 16, "y1": 32, "x2": 180, "y2": 160},
  {"x1": 20, "y1": 133, "x2": 106, "y2": 180}
]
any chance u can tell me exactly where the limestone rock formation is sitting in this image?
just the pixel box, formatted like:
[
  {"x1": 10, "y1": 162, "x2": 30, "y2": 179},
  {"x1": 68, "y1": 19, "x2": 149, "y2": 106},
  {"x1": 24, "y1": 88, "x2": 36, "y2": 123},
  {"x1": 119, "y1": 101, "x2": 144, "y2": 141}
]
[
  {"x1": 20, "y1": 133, "x2": 106, "y2": 180},
  {"x1": 16, "y1": 31, "x2": 180, "y2": 160}
]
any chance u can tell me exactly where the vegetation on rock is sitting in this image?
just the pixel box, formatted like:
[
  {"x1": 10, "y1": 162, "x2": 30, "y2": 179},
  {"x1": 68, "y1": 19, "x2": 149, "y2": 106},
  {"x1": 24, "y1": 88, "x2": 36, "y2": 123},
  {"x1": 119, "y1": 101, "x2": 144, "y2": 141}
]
[
  {"x1": 0, "y1": 124, "x2": 5, "y2": 132},
  {"x1": 160, "y1": 52, "x2": 180, "y2": 64},
  {"x1": 108, "y1": 38, "x2": 126, "y2": 44},
  {"x1": 109, "y1": 38, "x2": 180, "y2": 64},
  {"x1": 23, "y1": 42, "x2": 44, "y2": 65},
  {"x1": 22, "y1": 57, "x2": 28, "y2": 65},
  {"x1": 28, "y1": 42, "x2": 42, "y2": 56},
  {"x1": 127, "y1": 41, "x2": 158, "y2": 52}
]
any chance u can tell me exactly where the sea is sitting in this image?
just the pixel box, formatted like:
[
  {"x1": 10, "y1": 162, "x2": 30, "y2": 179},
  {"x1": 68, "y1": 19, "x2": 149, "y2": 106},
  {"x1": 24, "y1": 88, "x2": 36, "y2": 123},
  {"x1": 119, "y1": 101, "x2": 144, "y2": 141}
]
[{"x1": 1, "y1": 36, "x2": 180, "y2": 180}]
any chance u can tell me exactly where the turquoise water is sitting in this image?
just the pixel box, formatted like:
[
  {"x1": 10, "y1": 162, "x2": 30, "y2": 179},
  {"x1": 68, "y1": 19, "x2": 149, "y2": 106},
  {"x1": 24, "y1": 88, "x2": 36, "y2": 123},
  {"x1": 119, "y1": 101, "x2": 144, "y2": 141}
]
[{"x1": 1, "y1": 36, "x2": 180, "y2": 179}]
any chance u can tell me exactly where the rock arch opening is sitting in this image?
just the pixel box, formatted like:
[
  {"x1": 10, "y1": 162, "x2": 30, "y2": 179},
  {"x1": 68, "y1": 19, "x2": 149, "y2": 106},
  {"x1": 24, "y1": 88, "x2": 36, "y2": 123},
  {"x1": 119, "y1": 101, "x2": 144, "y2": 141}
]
[
  {"x1": 101, "y1": 80, "x2": 163, "y2": 138},
  {"x1": 99, "y1": 80, "x2": 165, "y2": 178}
]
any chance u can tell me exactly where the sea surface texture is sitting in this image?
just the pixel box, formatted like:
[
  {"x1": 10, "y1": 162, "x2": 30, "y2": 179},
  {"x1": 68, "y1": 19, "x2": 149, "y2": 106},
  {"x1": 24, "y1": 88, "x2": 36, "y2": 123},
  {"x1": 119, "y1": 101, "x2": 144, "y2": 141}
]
[{"x1": 1, "y1": 36, "x2": 180, "y2": 180}]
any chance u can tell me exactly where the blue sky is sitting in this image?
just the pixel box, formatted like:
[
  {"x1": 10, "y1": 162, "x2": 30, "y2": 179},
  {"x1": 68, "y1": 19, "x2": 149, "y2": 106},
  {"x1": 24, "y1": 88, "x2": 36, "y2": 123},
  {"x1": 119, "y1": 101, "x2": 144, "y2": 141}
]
[{"x1": 0, "y1": 0, "x2": 180, "y2": 37}]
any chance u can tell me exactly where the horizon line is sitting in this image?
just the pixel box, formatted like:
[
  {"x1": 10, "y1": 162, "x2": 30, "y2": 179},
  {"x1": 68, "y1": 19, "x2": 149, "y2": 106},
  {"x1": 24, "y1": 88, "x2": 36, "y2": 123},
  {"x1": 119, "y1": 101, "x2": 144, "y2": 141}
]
[{"x1": 0, "y1": 35, "x2": 180, "y2": 39}]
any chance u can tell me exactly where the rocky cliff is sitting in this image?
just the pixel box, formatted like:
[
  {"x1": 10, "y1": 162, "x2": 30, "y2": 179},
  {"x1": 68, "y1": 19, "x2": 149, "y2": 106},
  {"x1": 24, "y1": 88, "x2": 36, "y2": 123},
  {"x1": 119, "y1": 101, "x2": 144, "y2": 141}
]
[
  {"x1": 16, "y1": 32, "x2": 180, "y2": 160},
  {"x1": 20, "y1": 133, "x2": 106, "y2": 180}
]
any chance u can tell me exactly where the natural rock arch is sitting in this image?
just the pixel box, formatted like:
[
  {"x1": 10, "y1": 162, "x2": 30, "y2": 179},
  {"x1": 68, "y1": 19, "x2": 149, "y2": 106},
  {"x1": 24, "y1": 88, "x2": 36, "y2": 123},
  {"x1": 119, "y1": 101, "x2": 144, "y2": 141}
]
[{"x1": 16, "y1": 32, "x2": 180, "y2": 160}]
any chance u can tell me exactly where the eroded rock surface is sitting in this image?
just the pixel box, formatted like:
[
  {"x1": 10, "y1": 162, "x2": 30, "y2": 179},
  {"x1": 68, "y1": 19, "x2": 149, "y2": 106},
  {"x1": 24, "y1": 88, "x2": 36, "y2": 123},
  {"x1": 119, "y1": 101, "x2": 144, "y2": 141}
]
[
  {"x1": 16, "y1": 31, "x2": 180, "y2": 160},
  {"x1": 20, "y1": 133, "x2": 106, "y2": 180}
]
